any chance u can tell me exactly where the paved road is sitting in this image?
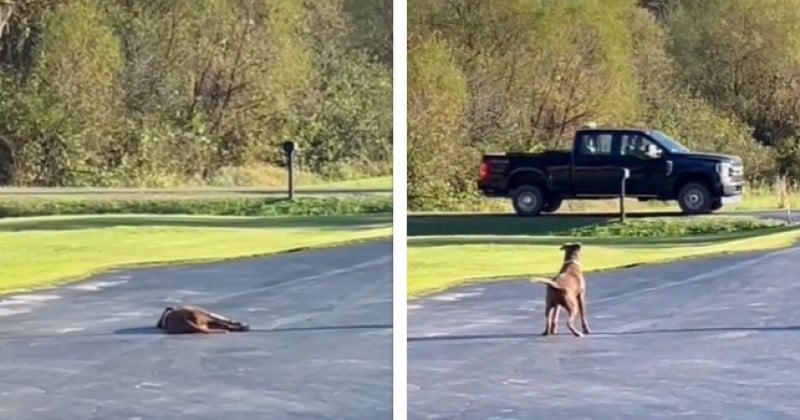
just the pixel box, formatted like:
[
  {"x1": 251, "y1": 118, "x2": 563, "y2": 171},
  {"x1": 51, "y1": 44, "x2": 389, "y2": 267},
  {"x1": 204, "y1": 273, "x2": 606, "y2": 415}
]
[
  {"x1": 0, "y1": 241, "x2": 393, "y2": 420},
  {"x1": 408, "y1": 244, "x2": 800, "y2": 419}
]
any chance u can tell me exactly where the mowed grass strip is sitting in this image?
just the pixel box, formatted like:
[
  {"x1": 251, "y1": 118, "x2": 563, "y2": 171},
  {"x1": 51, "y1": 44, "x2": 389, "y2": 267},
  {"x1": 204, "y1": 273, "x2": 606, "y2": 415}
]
[
  {"x1": 407, "y1": 214, "x2": 800, "y2": 298},
  {"x1": 0, "y1": 195, "x2": 392, "y2": 217},
  {"x1": 312, "y1": 176, "x2": 392, "y2": 190},
  {"x1": 0, "y1": 214, "x2": 391, "y2": 294}
]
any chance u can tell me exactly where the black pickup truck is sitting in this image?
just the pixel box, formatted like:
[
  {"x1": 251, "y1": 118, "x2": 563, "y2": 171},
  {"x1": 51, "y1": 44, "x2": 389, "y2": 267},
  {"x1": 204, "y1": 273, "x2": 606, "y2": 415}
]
[{"x1": 477, "y1": 127, "x2": 744, "y2": 216}]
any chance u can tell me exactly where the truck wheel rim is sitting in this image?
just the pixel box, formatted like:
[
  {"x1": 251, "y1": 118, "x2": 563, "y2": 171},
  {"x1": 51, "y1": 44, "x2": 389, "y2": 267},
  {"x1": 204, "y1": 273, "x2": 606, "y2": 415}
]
[
  {"x1": 518, "y1": 192, "x2": 538, "y2": 211},
  {"x1": 684, "y1": 188, "x2": 704, "y2": 210}
]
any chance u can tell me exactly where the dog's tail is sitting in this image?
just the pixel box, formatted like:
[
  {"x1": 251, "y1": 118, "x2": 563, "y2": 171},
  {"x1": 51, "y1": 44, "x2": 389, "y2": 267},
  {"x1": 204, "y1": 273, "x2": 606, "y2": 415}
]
[
  {"x1": 529, "y1": 277, "x2": 564, "y2": 290},
  {"x1": 156, "y1": 307, "x2": 174, "y2": 329}
]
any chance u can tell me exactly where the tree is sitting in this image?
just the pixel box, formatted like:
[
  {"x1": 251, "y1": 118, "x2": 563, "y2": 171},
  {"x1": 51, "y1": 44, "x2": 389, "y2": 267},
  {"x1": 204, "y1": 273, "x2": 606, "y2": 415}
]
[
  {"x1": 6, "y1": 0, "x2": 124, "y2": 185},
  {"x1": 0, "y1": 0, "x2": 391, "y2": 186},
  {"x1": 408, "y1": 35, "x2": 472, "y2": 210},
  {"x1": 667, "y1": 0, "x2": 800, "y2": 145}
]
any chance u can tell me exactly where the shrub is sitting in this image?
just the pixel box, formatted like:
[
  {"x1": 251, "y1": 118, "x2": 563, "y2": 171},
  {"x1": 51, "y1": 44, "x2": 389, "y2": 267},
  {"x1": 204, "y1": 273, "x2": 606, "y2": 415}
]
[
  {"x1": 570, "y1": 216, "x2": 786, "y2": 238},
  {"x1": 0, "y1": 196, "x2": 392, "y2": 218}
]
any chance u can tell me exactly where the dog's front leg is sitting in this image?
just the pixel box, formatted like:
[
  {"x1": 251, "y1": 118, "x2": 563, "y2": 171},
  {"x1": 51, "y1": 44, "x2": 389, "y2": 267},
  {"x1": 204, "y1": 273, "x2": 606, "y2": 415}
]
[
  {"x1": 578, "y1": 293, "x2": 591, "y2": 334},
  {"x1": 564, "y1": 301, "x2": 583, "y2": 338}
]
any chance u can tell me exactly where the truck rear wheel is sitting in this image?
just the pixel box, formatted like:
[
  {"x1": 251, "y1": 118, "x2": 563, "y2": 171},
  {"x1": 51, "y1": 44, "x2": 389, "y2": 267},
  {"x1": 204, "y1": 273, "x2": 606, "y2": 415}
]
[
  {"x1": 677, "y1": 182, "x2": 712, "y2": 215},
  {"x1": 511, "y1": 185, "x2": 544, "y2": 216}
]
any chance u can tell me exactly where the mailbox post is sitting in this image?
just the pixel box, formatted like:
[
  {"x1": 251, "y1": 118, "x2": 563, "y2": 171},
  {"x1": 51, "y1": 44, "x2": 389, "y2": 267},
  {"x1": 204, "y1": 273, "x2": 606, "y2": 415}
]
[
  {"x1": 620, "y1": 167, "x2": 630, "y2": 223},
  {"x1": 282, "y1": 141, "x2": 298, "y2": 200}
]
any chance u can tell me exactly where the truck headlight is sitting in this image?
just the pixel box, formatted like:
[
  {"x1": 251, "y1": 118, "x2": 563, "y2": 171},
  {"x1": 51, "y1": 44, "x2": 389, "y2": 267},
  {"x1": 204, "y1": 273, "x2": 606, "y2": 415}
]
[{"x1": 716, "y1": 162, "x2": 731, "y2": 181}]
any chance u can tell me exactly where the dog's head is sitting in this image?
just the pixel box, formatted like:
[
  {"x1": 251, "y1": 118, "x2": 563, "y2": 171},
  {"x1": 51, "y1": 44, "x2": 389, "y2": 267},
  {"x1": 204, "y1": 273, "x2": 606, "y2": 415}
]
[
  {"x1": 560, "y1": 242, "x2": 582, "y2": 261},
  {"x1": 231, "y1": 321, "x2": 250, "y2": 332},
  {"x1": 156, "y1": 307, "x2": 174, "y2": 329}
]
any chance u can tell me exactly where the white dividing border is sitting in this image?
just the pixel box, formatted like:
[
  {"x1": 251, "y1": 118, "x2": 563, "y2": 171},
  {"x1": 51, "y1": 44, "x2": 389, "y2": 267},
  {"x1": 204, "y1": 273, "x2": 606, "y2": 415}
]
[{"x1": 392, "y1": 0, "x2": 408, "y2": 418}]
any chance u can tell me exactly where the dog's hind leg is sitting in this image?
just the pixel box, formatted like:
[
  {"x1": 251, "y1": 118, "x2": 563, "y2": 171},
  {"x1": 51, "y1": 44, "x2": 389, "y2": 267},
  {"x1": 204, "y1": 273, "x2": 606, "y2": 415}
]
[
  {"x1": 549, "y1": 305, "x2": 560, "y2": 335},
  {"x1": 577, "y1": 292, "x2": 591, "y2": 334},
  {"x1": 210, "y1": 319, "x2": 250, "y2": 332},
  {"x1": 542, "y1": 302, "x2": 556, "y2": 336},
  {"x1": 187, "y1": 319, "x2": 226, "y2": 334}
]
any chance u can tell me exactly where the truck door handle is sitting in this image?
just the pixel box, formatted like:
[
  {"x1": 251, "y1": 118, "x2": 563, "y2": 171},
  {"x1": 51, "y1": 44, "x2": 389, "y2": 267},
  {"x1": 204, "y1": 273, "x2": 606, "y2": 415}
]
[{"x1": 666, "y1": 160, "x2": 673, "y2": 176}]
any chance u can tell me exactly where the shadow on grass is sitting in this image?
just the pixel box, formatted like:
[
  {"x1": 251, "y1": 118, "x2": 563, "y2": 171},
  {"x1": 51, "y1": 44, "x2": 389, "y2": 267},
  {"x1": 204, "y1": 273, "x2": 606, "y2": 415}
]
[
  {"x1": 408, "y1": 225, "x2": 800, "y2": 247},
  {"x1": 406, "y1": 212, "x2": 727, "y2": 237},
  {"x1": 0, "y1": 213, "x2": 392, "y2": 232},
  {"x1": 408, "y1": 213, "x2": 618, "y2": 236},
  {"x1": 407, "y1": 325, "x2": 800, "y2": 342},
  {"x1": 408, "y1": 210, "x2": 797, "y2": 242}
]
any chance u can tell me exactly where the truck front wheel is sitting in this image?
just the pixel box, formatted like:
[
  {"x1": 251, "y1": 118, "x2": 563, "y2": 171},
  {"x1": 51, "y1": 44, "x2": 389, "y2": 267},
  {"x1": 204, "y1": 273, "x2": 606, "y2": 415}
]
[
  {"x1": 677, "y1": 182, "x2": 713, "y2": 215},
  {"x1": 511, "y1": 185, "x2": 544, "y2": 216}
]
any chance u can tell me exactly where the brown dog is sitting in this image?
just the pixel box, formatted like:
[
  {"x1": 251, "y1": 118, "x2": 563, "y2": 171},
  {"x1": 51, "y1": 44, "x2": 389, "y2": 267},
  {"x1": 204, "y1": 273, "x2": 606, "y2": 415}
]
[
  {"x1": 530, "y1": 243, "x2": 591, "y2": 337},
  {"x1": 156, "y1": 305, "x2": 250, "y2": 334}
]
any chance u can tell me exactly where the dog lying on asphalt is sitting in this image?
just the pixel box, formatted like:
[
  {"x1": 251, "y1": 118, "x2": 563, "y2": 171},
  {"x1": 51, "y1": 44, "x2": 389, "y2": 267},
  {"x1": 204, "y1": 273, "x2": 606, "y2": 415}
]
[
  {"x1": 156, "y1": 305, "x2": 250, "y2": 334},
  {"x1": 530, "y1": 243, "x2": 591, "y2": 338}
]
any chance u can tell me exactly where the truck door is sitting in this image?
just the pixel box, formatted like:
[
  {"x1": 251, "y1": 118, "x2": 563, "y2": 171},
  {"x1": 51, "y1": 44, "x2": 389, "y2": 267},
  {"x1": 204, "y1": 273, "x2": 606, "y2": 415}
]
[
  {"x1": 571, "y1": 132, "x2": 622, "y2": 195},
  {"x1": 618, "y1": 133, "x2": 672, "y2": 196}
]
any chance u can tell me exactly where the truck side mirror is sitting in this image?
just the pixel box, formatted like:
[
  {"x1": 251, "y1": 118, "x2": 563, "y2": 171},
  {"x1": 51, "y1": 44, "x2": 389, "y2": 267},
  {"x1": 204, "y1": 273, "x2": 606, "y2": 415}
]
[{"x1": 645, "y1": 144, "x2": 661, "y2": 159}]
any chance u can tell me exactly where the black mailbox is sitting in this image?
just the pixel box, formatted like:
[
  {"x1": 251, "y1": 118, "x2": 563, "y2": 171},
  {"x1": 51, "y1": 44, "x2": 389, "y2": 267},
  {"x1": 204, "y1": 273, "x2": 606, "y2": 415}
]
[
  {"x1": 282, "y1": 141, "x2": 298, "y2": 155},
  {"x1": 282, "y1": 140, "x2": 298, "y2": 200}
]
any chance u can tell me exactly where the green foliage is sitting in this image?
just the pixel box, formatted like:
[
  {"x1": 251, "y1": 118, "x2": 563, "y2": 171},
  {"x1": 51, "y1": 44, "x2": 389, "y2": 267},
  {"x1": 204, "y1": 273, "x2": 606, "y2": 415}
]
[
  {"x1": 0, "y1": 0, "x2": 391, "y2": 187},
  {"x1": 667, "y1": 0, "x2": 800, "y2": 145},
  {"x1": 642, "y1": 89, "x2": 778, "y2": 181},
  {"x1": 570, "y1": 216, "x2": 786, "y2": 238},
  {"x1": 0, "y1": 196, "x2": 392, "y2": 217},
  {"x1": 409, "y1": 0, "x2": 800, "y2": 211},
  {"x1": 407, "y1": 35, "x2": 474, "y2": 211}
]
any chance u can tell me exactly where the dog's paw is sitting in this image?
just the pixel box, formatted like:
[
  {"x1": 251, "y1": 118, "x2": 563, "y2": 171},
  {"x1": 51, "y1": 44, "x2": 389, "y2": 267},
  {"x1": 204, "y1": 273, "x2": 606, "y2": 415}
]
[{"x1": 572, "y1": 332, "x2": 584, "y2": 338}]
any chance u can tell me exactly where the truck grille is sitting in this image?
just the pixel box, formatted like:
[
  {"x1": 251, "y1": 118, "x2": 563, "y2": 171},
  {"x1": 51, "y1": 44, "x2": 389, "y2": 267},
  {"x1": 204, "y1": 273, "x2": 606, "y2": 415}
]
[{"x1": 730, "y1": 164, "x2": 744, "y2": 183}]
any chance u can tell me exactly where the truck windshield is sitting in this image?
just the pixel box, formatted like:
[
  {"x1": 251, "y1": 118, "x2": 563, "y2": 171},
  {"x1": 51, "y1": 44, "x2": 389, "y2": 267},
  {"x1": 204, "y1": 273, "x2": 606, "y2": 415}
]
[{"x1": 650, "y1": 131, "x2": 690, "y2": 153}]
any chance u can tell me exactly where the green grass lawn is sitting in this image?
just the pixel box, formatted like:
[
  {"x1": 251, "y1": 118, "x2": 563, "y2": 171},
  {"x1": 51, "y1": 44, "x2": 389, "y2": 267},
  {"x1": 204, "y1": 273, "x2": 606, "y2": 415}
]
[
  {"x1": 407, "y1": 214, "x2": 800, "y2": 298},
  {"x1": 0, "y1": 213, "x2": 391, "y2": 295}
]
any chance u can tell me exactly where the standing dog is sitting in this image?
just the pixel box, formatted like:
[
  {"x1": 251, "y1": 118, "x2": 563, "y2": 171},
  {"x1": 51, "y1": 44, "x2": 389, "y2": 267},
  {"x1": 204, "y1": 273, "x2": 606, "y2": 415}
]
[
  {"x1": 530, "y1": 243, "x2": 591, "y2": 337},
  {"x1": 156, "y1": 305, "x2": 250, "y2": 334}
]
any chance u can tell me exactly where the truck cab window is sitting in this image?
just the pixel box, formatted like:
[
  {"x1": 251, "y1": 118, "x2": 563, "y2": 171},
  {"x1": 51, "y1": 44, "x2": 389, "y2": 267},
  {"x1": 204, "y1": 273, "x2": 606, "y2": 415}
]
[
  {"x1": 578, "y1": 133, "x2": 612, "y2": 156},
  {"x1": 621, "y1": 134, "x2": 658, "y2": 159}
]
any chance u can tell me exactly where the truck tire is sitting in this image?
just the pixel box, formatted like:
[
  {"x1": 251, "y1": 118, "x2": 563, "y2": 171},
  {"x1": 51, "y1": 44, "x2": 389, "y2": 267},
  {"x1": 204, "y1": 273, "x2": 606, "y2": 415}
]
[
  {"x1": 541, "y1": 198, "x2": 563, "y2": 213},
  {"x1": 511, "y1": 185, "x2": 544, "y2": 216},
  {"x1": 677, "y1": 182, "x2": 712, "y2": 215}
]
